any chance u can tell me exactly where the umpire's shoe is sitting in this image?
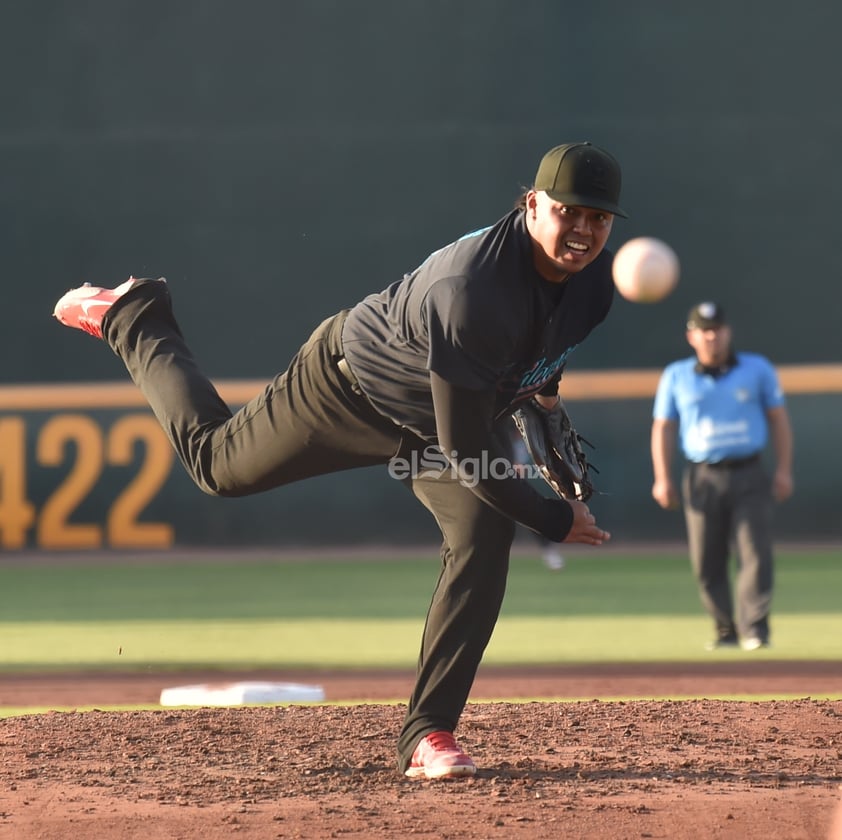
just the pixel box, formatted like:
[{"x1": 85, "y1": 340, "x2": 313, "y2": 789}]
[
  {"x1": 405, "y1": 731, "x2": 477, "y2": 780},
  {"x1": 53, "y1": 277, "x2": 163, "y2": 339}
]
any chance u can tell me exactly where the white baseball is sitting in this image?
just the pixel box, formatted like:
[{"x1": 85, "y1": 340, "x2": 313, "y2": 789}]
[{"x1": 611, "y1": 237, "x2": 680, "y2": 303}]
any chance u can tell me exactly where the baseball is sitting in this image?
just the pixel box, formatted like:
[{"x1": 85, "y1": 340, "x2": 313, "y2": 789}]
[{"x1": 611, "y1": 237, "x2": 680, "y2": 303}]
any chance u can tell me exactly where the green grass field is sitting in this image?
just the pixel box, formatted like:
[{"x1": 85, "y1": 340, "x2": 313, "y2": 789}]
[{"x1": 1, "y1": 547, "x2": 840, "y2": 671}]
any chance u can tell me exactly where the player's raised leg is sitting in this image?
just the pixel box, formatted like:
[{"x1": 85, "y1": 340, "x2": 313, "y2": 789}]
[{"x1": 53, "y1": 279, "x2": 402, "y2": 496}]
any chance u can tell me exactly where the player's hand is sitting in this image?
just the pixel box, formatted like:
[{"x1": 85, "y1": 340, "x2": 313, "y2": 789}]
[
  {"x1": 563, "y1": 499, "x2": 611, "y2": 545},
  {"x1": 772, "y1": 469, "x2": 794, "y2": 502},
  {"x1": 652, "y1": 479, "x2": 680, "y2": 510}
]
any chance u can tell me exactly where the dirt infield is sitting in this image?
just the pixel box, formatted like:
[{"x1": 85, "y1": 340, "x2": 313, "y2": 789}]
[{"x1": 2, "y1": 663, "x2": 841, "y2": 839}]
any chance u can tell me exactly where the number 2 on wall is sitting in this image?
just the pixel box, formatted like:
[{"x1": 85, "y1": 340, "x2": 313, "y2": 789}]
[{"x1": 0, "y1": 414, "x2": 175, "y2": 550}]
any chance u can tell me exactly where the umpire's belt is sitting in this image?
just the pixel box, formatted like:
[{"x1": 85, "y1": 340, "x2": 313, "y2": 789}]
[
  {"x1": 336, "y1": 356, "x2": 363, "y2": 395},
  {"x1": 702, "y1": 453, "x2": 760, "y2": 469}
]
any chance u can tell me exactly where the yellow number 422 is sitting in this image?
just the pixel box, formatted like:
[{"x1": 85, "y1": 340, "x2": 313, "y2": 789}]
[{"x1": 0, "y1": 414, "x2": 174, "y2": 551}]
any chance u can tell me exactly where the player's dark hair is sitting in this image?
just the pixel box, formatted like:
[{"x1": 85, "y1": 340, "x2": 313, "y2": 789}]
[{"x1": 513, "y1": 188, "x2": 529, "y2": 210}]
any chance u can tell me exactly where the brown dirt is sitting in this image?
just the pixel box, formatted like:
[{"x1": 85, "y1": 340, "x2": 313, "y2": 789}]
[{"x1": 1, "y1": 663, "x2": 841, "y2": 840}]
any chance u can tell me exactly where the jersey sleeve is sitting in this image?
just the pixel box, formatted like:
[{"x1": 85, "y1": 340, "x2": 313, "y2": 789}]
[
  {"x1": 757, "y1": 356, "x2": 786, "y2": 409},
  {"x1": 430, "y1": 371, "x2": 574, "y2": 541},
  {"x1": 424, "y1": 276, "x2": 516, "y2": 390},
  {"x1": 652, "y1": 365, "x2": 679, "y2": 420}
]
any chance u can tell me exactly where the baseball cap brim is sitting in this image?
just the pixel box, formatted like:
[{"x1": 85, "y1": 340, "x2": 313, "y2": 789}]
[{"x1": 544, "y1": 189, "x2": 629, "y2": 219}]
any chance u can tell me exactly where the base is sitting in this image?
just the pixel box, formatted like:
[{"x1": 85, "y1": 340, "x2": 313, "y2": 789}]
[{"x1": 159, "y1": 680, "x2": 325, "y2": 707}]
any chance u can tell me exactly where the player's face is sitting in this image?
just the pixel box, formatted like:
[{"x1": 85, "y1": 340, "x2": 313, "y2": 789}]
[
  {"x1": 526, "y1": 190, "x2": 614, "y2": 282},
  {"x1": 686, "y1": 324, "x2": 733, "y2": 366}
]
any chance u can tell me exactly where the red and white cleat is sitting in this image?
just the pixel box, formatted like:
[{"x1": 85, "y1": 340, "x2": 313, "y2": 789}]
[
  {"x1": 404, "y1": 730, "x2": 477, "y2": 780},
  {"x1": 53, "y1": 277, "x2": 155, "y2": 338}
]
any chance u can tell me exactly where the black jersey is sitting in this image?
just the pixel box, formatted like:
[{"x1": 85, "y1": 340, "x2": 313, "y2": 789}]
[{"x1": 342, "y1": 209, "x2": 614, "y2": 442}]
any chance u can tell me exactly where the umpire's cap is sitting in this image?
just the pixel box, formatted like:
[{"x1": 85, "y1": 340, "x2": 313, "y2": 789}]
[
  {"x1": 534, "y1": 142, "x2": 628, "y2": 218},
  {"x1": 687, "y1": 301, "x2": 727, "y2": 330}
]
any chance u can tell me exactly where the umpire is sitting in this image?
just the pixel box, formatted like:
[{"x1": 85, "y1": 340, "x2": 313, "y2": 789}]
[{"x1": 651, "y1": 302, "x2": 794, "y2": 651}]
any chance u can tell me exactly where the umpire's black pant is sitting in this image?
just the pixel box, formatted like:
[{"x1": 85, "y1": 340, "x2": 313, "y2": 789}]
[
  {"x1": 102, "y1": 280, "x2": 515, "y2": 772},
  {"x1": 682, "y1": 458, "x2": 774, "y2": 642}
]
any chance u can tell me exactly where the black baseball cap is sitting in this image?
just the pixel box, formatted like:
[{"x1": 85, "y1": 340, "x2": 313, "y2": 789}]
[
  {"x1": 534, "y1": 142, "x2": 628, "y2": 218},
  {"x1": 686, "y1": 301, "x2": 727, "y2": 330}
]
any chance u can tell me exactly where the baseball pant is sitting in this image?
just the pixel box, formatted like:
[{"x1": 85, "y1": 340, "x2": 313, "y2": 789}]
[
  {"x1": 682, "y1": 459, "x2": 774, "y2": 642},
  {"x1": 101, "y1": 279, "x2": 516, "y2": 772}
]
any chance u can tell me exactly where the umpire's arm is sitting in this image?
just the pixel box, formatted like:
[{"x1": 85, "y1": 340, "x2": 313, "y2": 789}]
[
  {"x1": 766, "y1": 405, "x2": 794, "y2": 502},
  {"x1": 651, "y1": 417, "x2": 681, "y2": 510}
]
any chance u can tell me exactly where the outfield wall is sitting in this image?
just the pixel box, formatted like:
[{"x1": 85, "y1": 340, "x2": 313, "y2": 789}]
[
  {"x1": 1, "y1": 365, "x2": 838, "y2": 550},
  {"x1": 2, "y1": 2, "x2": 840, "y2": 548}
]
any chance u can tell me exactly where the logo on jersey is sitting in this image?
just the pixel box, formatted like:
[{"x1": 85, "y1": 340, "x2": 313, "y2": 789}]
[{"x1": 512, "y1": 347, "x2": 577, "y2": 400}]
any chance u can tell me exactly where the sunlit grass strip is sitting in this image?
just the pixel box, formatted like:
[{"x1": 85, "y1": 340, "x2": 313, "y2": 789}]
[{"x1": 2, "y1": 613, "x2": 840, "y2": 671}]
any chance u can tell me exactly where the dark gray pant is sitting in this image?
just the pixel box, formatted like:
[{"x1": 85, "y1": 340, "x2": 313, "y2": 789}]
[
  {"x1": 681, "y1": 459, "x2": 774, "y2": 642},
  {"x1": 102, "y1": 280, "x2": 516, "y2": 772}
]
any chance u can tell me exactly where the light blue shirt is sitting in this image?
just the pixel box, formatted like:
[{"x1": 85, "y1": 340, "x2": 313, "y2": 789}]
[{"x1": 653, "y1": 352, "x2": 785, "y2": 463}]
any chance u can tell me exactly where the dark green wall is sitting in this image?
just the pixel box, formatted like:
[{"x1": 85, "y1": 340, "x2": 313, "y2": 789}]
[{"x1": 2, "y1": 2, "x2": 839, "y2": 547}]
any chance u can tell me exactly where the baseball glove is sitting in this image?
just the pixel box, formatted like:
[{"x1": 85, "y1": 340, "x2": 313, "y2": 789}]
[{"x1": 512, "y1": 397, "x2": 596, "y2": 502}]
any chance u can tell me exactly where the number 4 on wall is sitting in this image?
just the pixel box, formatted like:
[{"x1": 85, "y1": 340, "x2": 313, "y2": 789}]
[
  {"x1": 0, "y1": 414, "x2": 175, "y2": 550},
  {"x1": 0, "y1": 417, "x2": 36, "y2": 549}
]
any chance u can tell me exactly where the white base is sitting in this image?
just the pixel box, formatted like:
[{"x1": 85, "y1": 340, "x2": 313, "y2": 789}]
[{"x1": 159, "y1": 680, "x2": 325, "y2": 707}]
